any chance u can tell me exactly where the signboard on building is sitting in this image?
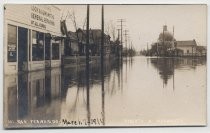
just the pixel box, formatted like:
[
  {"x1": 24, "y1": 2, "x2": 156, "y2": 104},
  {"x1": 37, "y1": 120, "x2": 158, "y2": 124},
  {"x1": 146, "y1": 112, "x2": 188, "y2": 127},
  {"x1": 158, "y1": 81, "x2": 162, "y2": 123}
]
[{"x1": 5, "y1": 5, "x2": 61, "y2": 34}]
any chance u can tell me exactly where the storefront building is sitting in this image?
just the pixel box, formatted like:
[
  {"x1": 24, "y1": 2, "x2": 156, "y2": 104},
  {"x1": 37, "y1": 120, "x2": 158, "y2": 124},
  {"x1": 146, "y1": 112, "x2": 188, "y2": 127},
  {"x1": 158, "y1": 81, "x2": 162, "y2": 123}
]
[{"x1": 4, "y1": 5, "x2": 62, "y2": 75}]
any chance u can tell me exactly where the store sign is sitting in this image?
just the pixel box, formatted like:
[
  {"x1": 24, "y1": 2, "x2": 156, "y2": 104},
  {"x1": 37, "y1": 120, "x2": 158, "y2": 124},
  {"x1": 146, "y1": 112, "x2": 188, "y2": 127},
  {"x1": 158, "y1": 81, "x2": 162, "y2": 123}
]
[
  {"x1": 8, "y1": 44, "x2": 17, "y2": 62},
  {"x1": 8, "y1": 44, "x2": 16, "y2": 51},
  {"x1": 31, "y1": 5, "x2": 55, "y2": 30}
]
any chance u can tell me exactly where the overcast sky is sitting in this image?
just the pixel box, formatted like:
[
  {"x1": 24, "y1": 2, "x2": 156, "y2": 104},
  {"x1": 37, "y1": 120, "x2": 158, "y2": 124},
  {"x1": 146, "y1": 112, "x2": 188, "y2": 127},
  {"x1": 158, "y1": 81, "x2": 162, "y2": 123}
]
[{"x1": 59, "y1": 5, "x2": 207, "y2": 51}]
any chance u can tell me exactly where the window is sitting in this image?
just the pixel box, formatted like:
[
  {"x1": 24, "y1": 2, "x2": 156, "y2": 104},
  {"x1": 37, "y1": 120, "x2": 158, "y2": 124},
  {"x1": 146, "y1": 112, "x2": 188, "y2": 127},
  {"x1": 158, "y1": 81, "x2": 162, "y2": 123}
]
[
  {"x1": 32, "y1": 31, "x2": 44, "y2": 61},
  {"x1": 52, "y1": 41, "x2": 60, "y2": 60},
  {"x1": 7, "y1": 25, "x2": 17, "y2": 62}
]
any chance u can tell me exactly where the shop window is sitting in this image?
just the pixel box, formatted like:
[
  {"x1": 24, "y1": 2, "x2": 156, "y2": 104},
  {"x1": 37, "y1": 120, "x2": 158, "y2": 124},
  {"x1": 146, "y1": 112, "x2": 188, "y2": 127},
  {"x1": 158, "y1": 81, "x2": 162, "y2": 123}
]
[
  {"x1": 7, "y1": 25, "x2": 17, "y2": 62},
  {"x1": 32, "y1": 31, "x2": 44, "y2": 61},
  {"x1": 52, "y1": 42, "x2": 60, "y2": 60}
]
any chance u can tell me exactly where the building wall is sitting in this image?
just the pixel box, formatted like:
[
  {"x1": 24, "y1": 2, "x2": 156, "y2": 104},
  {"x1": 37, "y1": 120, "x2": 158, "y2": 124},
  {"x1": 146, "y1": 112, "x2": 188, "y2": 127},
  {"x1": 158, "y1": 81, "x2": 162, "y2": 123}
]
[
  {"x1": 71, "y1": 41, "x2": 79, "y2": 54},
  {"x1": 176, "y1": 46, "x2": 196, "y2": 56},
  {"x1": 196, "y1": 49, "x2": 207, "y2": 56}
]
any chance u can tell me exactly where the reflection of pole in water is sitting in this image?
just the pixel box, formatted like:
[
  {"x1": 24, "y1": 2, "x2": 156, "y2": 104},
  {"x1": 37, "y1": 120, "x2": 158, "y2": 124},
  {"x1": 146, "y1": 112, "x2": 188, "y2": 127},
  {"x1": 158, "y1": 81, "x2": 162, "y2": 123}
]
[
  {"x1": 85, "y1": 4, "x2": 90, "y2": 126},
  {"x1": 131, "y1": 55, "x2": 133, "y2": 68},
  {"x1": 117, "y1": 60, "x2": 121, "y2": 90},
  {"x1": 163, "y1": 79, "x2": 164, "y2": 88},
  {"x1": 100, "y1": 5, "x2": 105, "y2": 125},
  {"x1": 172, "y1": 58, "x2": 175, "y2": 91},
  {"x1": 121, "y1": 59, "x2": 123, "y2": 93},
  {"x1": 126, "y1": 55, "x2": 128, "y2": 84},
  {"x1": 111, "y1": 70, "x2": 116, "y2": 95}
]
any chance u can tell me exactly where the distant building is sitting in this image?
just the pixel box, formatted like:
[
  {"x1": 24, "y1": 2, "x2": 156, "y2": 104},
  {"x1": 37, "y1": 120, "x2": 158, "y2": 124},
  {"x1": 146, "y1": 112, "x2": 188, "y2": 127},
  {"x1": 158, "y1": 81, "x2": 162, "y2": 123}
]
[
  {"x1": 64, "y1": 31, "x2": 79, "y2": 56},
  {"x1": 175, "y1": 40, "x2": 197, "y2": 56},
  {"x1": 196, "y1": 46, "x2": 207, "y2": 56},
  {"x1": 76, "y1": 28, "x2": 111, "y2": 56},
  {"x1": 149, "y1": 25, "x2": 207, "y2": 57},
  {"x1": 175, "y1": 40, "x2": 206, "y2": 56}
]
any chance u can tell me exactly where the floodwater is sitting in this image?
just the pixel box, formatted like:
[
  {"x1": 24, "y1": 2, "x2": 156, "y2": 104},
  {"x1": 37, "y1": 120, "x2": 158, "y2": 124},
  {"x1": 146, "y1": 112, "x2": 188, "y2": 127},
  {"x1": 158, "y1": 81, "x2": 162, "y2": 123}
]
[{"x1": 4, "y1": 56, "x2": 207, "y2": 128}]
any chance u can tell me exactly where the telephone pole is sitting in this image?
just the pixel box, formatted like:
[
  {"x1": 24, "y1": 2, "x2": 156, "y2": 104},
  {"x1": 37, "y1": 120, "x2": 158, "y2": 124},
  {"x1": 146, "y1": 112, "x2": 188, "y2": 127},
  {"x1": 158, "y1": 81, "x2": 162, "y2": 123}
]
[
  {"x1": 117, "y1": 19, "x2": 126, "y2": 51},
  {"x1": 101, "y1": 4, "x2": 105, "y2": 125},
  {"x1": 85, "y1": 4, "x2": 90, "y2": 126},
  {"x1": 86, "y1": 5, "x2": 90, "y2": 62},
  {"x1": 124, "y1": 29, "x2": 129, "y2": 57},
  {"x1": 101, "y1": 5, "x2": 104, "y2": 63},
  {"x1": 117, "y1": 29, "x2": 121, "y2": 40},
  {"x1": 117, "y1": 28, "x2": 121, "y2": 58}
]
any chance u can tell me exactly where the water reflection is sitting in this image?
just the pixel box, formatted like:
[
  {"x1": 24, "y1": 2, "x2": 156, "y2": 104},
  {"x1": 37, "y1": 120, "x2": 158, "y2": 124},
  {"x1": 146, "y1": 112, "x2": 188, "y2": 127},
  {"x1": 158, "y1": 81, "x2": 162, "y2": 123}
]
[
  {"x1": 4, "y1": 57, "x2": 206, "y2": 128},
  {"x1": 60, "y1": 59, "x2": 123, "y2": 127},
  {"x1": 150, "y1": 57, "x2": 206, "y2": 88},
  {"x1": 4, "y1": 69, "x2": 62, "y2": 127}
]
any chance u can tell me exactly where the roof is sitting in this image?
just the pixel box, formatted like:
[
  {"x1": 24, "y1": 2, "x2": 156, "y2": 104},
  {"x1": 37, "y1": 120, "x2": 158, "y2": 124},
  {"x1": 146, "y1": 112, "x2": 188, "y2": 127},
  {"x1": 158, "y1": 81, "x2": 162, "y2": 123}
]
[
  {"x1": 196, "y1": 46, "x2": 207, "y2": 51},
  {"x1": 67, "y1": 31, "x2": 77, "y2": 40},
  {"x1": 77, "y1": 28, "x2": 110, "y2": 40},
  {"x1": 176, "y1": 40, "x2": 197, "y2": 47}
]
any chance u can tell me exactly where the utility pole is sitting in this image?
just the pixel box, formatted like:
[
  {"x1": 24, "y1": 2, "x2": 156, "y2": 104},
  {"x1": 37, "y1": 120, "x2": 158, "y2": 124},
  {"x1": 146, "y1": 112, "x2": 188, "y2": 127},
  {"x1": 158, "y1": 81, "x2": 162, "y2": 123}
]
[
  {"x1": 128, "y1": 36, "x2": 131, "y2": 57},
  {"x1": 163, "y1": 25, "x2": 165, "y2": 56},
  {"x1": 85, "y1": 4, "x2": 90, "y2": 126},
  {"x1": 156, "y1": 42, "x2": 159, "y2": 57},
  {"x1": 173, "y1": 25, "x2": 176, "y2": 56},
  {"x1": 117, "y1": 29, "x2": 120, "y2": 40},
  {"x1": 86, "y1": 5, "x2": 90, "y2": 65},
  {"x1": 101, "y1": 5, "x2": 104, "y2": 63},
  {"x1": 117, "y1": 28, "x2": 121, "y2": 58},
  {"x1": 173, "y1": 26, "x2": 174, "y2": 41},
  {"x1": 124, "y1": 30, "x2": 129, "y2": 57},
  {"x1": 101, "y1": 4, "x2": 105, "y2": 126},
  {"x1": 117, "y1": 19, "x2": 126, "y2": 58}
]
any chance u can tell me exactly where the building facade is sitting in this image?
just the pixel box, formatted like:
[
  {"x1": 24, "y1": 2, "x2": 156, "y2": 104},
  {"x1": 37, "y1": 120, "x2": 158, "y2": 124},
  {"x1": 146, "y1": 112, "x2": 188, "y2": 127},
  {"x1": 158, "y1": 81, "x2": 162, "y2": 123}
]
[
  {"x1": 76, "y1": 28, "x2": 111, "y2": 57},
  {"x1": 4, "y1": 5, "x2": 62, "y2": 75},
  {"x1": 175, "y1": 40, "x2": 197, "y2": 56},
  {"x1": 196, "y1": 46, "x2": 207, "y2": 56}
]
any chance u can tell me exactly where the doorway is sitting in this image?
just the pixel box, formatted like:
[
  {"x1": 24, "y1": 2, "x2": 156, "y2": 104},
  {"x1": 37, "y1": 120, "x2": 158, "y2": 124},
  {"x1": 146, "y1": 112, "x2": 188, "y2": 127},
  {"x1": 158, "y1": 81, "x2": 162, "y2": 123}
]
[{"x1": 18, "y1": 27, "x2": 28, "y2": 72}]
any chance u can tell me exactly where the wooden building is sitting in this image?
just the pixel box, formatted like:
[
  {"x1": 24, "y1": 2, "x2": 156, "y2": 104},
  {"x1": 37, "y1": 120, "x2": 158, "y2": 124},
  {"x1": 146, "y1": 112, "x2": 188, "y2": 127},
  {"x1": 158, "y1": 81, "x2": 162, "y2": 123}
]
[{"x1": 4, "y1": 5, "x2": 63, "y2": 75}]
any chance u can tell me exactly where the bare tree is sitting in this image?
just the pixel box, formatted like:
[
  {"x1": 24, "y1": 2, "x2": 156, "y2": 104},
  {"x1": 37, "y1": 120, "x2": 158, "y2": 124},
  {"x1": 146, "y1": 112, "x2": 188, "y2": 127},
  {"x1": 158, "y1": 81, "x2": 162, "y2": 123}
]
[
  {"x1": 110, "y1": 21, "x2": 116, "y2": 41},
  {"x1": 82, "y1": 17, "x2": 87, "y2": 30},
  {"x1": 68, "y1": 10, "x2": 78, "y2": 31},
  {"x1": 105, "y1": 22, "x2": 110, "y2": 36},
  {"x1": 105, "y1": 20, "x2": 116, "y2": 41}
]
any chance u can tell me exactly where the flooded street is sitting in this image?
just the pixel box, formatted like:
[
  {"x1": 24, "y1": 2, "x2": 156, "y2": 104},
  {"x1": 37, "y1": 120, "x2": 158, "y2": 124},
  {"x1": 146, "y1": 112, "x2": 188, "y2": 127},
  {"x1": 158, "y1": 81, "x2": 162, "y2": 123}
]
[{"x1": 4, "y1": 56, "x2": 206, "y2": 128}]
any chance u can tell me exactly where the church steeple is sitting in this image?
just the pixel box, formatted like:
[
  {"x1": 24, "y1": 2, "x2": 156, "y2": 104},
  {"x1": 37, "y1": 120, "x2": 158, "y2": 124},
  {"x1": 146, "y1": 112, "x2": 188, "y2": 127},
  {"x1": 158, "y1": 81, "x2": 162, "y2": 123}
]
[{"x1": 163, "y1": 25, "x2": 167, "y2": 31}]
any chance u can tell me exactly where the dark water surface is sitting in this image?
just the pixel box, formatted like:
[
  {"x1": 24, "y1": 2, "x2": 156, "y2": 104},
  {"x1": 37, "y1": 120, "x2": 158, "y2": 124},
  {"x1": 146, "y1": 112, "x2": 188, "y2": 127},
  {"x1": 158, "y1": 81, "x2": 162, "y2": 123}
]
[{"x1": 4, "y1": 56, "x2": 206, "y2": 128}]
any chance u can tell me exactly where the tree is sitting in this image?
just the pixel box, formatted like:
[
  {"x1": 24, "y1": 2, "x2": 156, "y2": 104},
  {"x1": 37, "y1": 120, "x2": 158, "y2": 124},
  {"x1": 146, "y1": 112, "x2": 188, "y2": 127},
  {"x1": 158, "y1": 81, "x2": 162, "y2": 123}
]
[
  {"x1": 66, "y1": 10, "x2": 87, "y2": 55},
  {"x1": 105, "y1": 20, "x2": 116, "y2": 41},
  {"x1": 158, "y1": 32, "x2": 174, "y2": 42}
]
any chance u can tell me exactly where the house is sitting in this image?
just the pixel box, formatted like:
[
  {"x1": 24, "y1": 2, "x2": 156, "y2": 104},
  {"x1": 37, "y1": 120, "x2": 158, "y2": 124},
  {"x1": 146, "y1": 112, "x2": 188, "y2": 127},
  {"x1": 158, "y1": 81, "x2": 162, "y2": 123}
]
[
  {"x1": 76, "y1": 28, "x2": 111, "y2": 57},
  {"x1": 76, "y1": 28, "x2": 94, "y2": 56},
  {"x1": 64, "y1": 31, "x2": 79, "y2": 56},
  {"x1": 196, "y1": 46, "x2": 207, "y2": 56},
  {"x1": 175, "y1": 40, "x2": 197, "y2": 56},
  {"x1": 88, "y1": 29, "x2": 111, "y2": 57}
]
